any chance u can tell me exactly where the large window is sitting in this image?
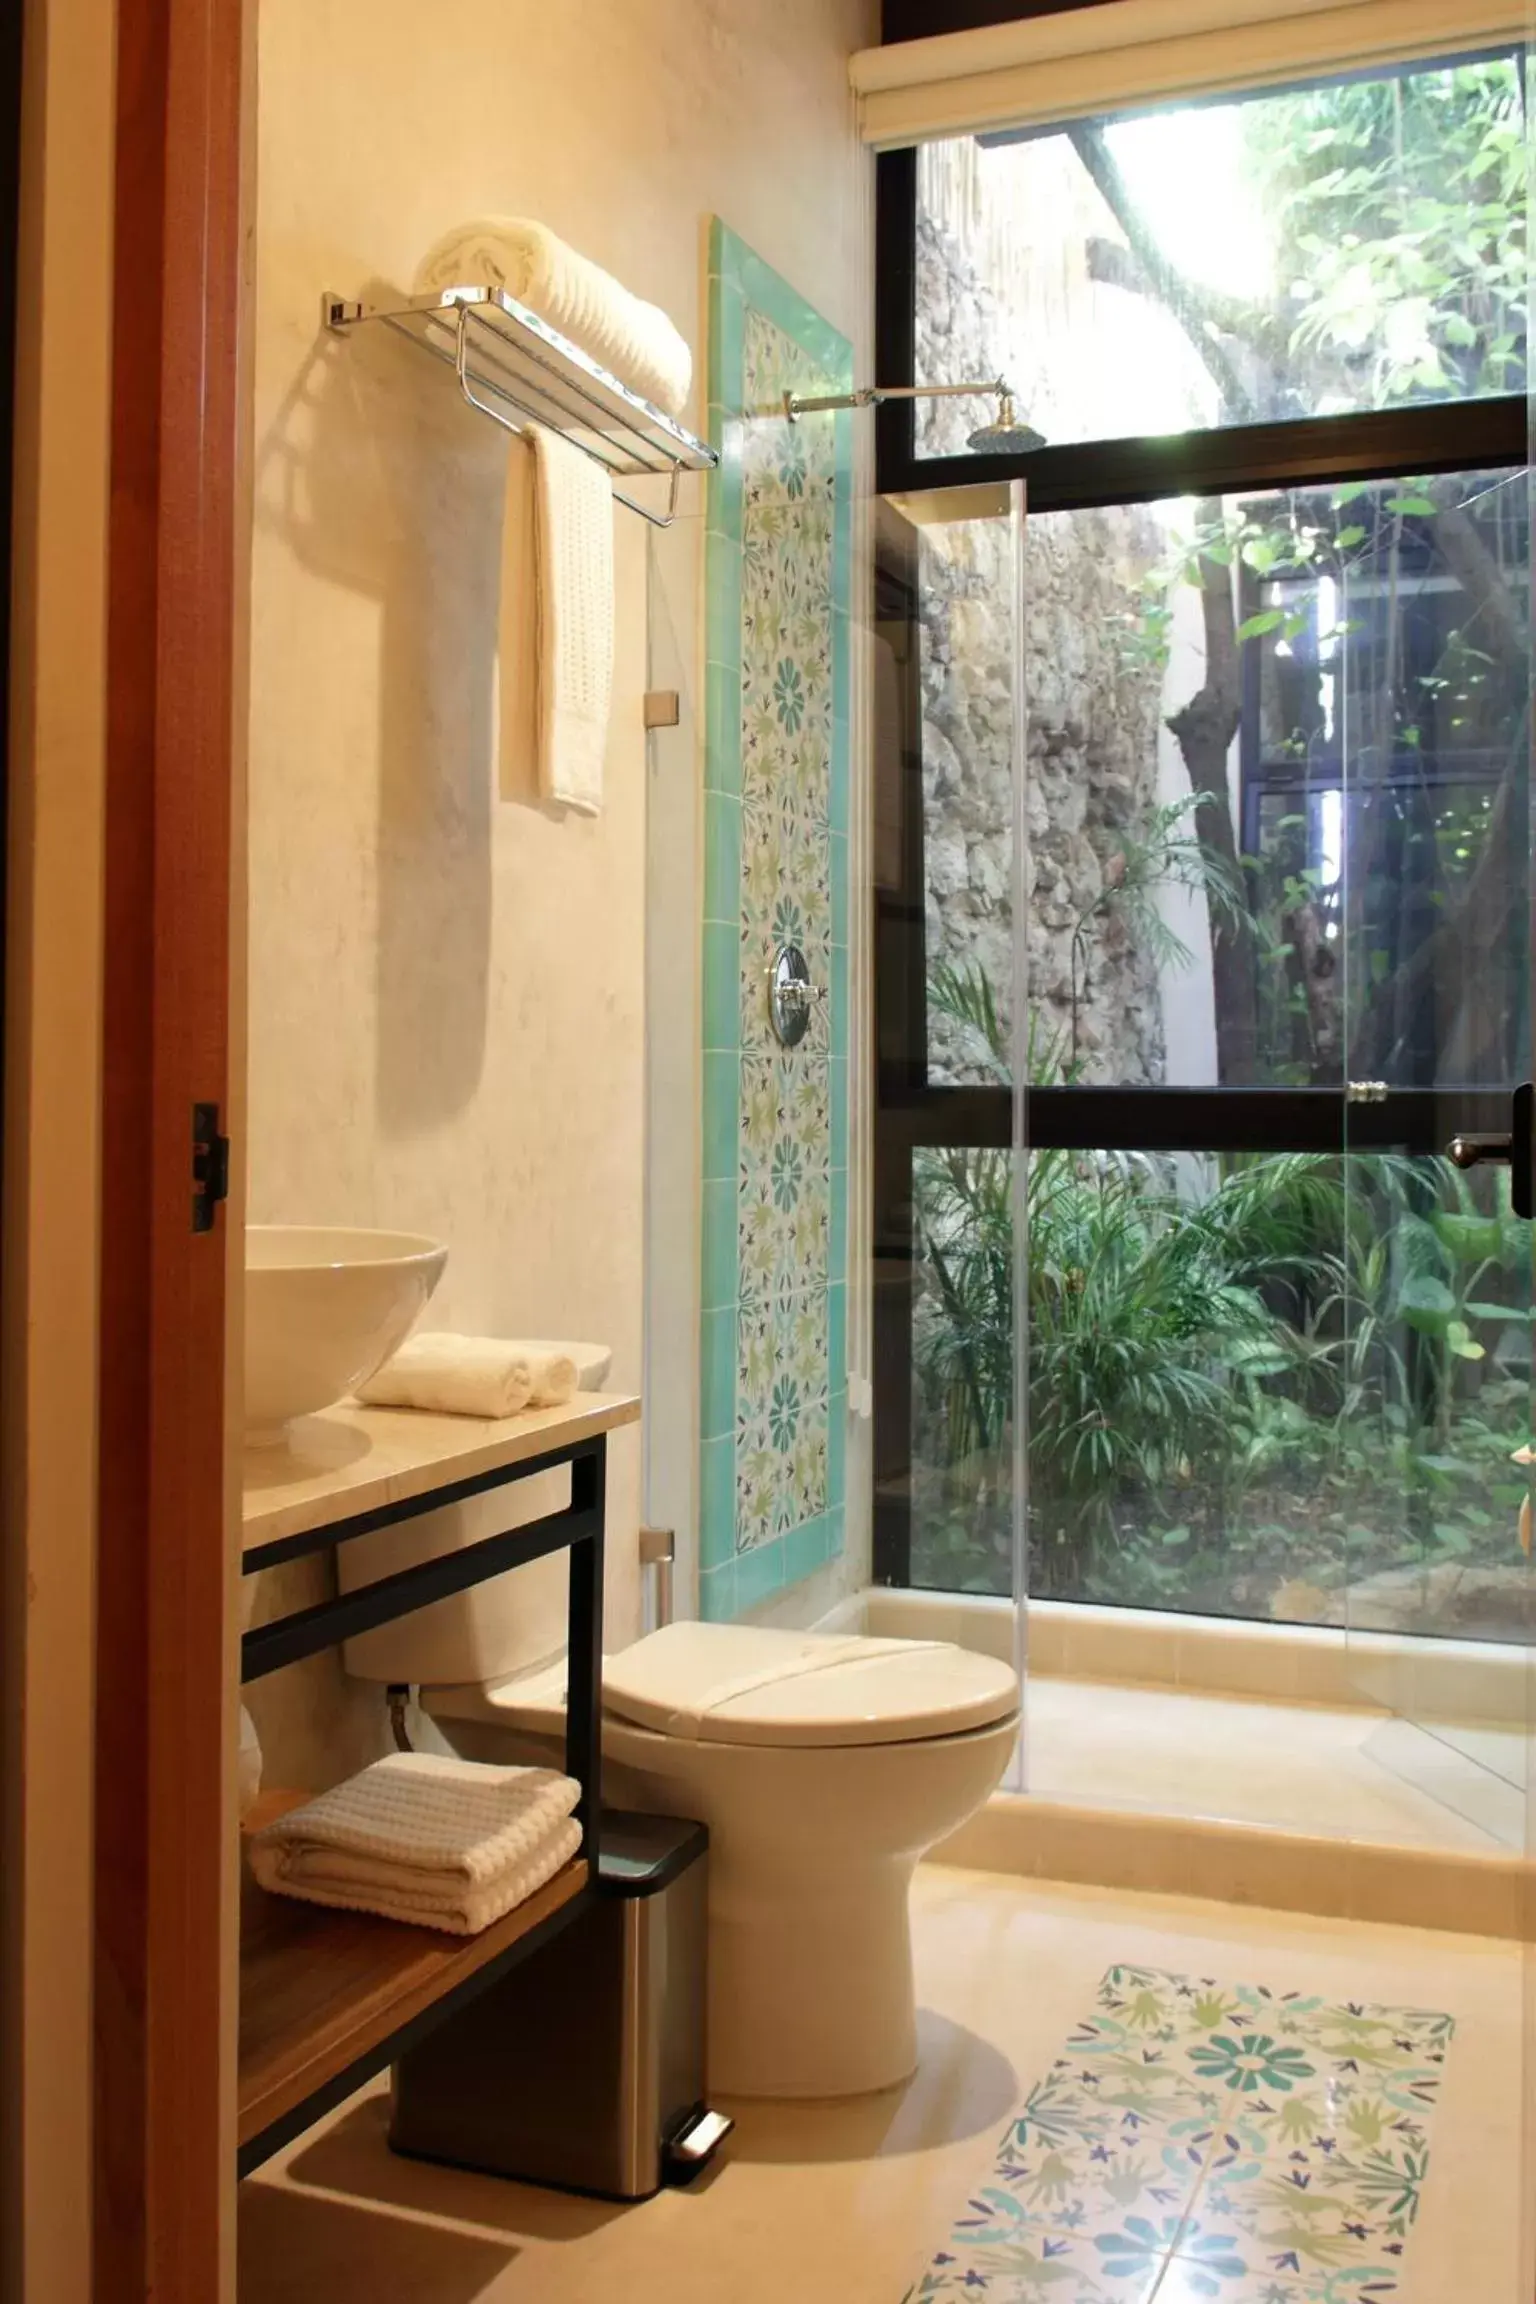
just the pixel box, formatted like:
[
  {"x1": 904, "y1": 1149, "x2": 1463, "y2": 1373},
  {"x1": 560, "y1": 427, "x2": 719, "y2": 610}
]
[
  {"x1": 872, "y1": 49, "x2": 1532, "y2": 1642},
  {"x1": 911, "y1": 55, "x2": 1526, "y2": 460}
]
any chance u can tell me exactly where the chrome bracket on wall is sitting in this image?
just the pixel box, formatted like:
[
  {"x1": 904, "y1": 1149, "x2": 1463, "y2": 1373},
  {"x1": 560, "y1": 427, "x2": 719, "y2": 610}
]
[{"x1": 767, "y1": 943, "x2": 824, "y2": 1048}]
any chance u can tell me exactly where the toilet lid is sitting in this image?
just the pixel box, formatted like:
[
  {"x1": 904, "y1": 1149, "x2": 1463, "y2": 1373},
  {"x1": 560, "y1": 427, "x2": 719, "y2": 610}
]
[{"x1": 601, "y1": 1623, "x2": 1019, "y2": 1749}]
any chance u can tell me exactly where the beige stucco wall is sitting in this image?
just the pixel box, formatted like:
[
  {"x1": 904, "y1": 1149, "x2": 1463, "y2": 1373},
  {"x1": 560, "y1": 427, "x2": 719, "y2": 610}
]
[
  {"x1": 246, "y1": 0, "x2": 874, "y2": 1782},
  {"x1": 1, "y1": 1, "x2": 115, "y2": 2298}
]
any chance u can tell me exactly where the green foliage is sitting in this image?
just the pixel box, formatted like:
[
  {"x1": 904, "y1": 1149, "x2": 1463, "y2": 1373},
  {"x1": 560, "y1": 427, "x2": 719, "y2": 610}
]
[
  {"x1": 1069, "y1": 794, "x2": 1246, "y2": 1064},
  {"x1": 913, "y1": 964, "x2": 1534, "y2": 1615},
  {"x1": 1248, "y1": 59, "x2": 1526, "y2": 408}
]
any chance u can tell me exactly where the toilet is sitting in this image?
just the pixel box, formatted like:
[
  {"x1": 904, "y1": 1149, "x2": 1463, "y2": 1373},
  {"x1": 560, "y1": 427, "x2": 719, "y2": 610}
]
[
  {"x1": 340, "y1": 1506, "x2": 1017, "y2": 2098},
  {"x1": 426, "y1": 1622, "x2": 1019, "y2": 2098}
]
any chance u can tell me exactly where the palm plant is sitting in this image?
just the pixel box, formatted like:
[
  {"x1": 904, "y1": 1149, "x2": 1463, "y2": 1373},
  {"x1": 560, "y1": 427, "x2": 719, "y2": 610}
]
[
  {"x1": 1068, "y1": 795, "x2": 1248, "y2": 1066},
  {"x1": 915, "y1": 960, "x2": 1533, "y2": 1604},
  {"x1": 915, "y1": 965, "x2": 1339, "y2": 1593},
  {"x1": 1022, "y1": 1147, "x2": 1342, "y2": 1590}
]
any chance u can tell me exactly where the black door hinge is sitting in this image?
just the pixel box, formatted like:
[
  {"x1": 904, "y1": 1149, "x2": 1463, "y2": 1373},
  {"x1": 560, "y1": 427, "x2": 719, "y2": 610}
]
[{"x1": 192, "y1": 1101, "x2": 231, "y2": 1233}]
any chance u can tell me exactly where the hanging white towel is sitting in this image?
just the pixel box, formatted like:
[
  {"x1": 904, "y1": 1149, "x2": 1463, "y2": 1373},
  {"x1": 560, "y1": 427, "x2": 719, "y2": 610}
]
[
  {"x1": 356, "y1": 1333, "x2": 578, "y2": 1419},
  {"x1": 527, "y1": 423, "x2": 613, "y2": 816},
  {"x1": 248, "y1": 1752, "x2": 583, "y2": 1936},
  {"x1": 414, "y1": 216, "x2": 692, "y2": 418}
]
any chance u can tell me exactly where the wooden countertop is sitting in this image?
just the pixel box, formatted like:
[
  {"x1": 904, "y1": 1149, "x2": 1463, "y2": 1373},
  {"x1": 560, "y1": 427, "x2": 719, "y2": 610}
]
[{"x1": 242, "y1": 1391, "x2": 641, "y2": 1553}]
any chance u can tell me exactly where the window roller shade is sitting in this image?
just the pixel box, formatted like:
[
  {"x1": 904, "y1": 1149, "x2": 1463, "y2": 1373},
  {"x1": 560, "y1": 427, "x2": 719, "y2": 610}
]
[{"x1": 850, "y1": 0, "x2": 1528, "y2": 147}]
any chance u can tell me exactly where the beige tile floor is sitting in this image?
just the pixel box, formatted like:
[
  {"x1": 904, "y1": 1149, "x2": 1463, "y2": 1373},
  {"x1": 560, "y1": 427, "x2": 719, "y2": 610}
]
[
  {"x1": 1023, "y1": 1676, "x2": 1528, "y2": 1850},
  {"x1": 239, "y1": 1865, "x2": 1533, "y2": 2303}
]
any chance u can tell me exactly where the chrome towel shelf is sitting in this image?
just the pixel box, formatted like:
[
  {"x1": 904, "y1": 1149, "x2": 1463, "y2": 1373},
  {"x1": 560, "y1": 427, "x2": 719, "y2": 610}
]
[{"x1": 322, "y1": 285, "x2": 717, "y2": 528}]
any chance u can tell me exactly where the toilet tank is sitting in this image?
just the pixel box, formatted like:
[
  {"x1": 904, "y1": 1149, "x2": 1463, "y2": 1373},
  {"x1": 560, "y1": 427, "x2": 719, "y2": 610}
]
[{"x1": 337, "y1": 1469, "x2": 571, "y2": 1686}]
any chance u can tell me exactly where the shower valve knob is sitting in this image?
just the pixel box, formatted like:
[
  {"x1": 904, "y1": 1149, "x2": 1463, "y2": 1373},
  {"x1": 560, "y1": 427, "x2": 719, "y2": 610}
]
[{"x1": 767, "y1": 944, "x2": 823, "y2": 1047}]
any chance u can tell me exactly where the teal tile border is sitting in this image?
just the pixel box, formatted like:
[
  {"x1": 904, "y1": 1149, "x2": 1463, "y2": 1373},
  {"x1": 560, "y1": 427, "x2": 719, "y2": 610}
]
[
  {"x1": 701, "y1": 1179, "x2": 737, "y2": 1313},
  {"x1": 787, "y1": 1514, "x2": 833, "y2": 1585},
  {"x1": 828, "y1": 708, "x2": 851, "y2": 838},
  {"x1": 734, "y1": 1535, "x2": 788, "y2": 1614},
  {"x1": 703, "y1": 660, "x2": 742, "y2": 798},
  {"x1": 699, "y1": 1305, "x2": 736, "y2": 1442},
  {"x1": 706, "y1": 273, "x2": 744, "y2": 416},
  {"x1": 701, "y1": 219, "x2": 853, "y2": 1621},
  {"x1": 828, "y1": 1390, "x2": 847, "y2": 1513},
  {"x1": 699, "y1": 1436, "x2": 737, "y2": 1570},
  {"x1": 699, "y1": 1559, "x2": 738, "y2": 1623},
  {"x1": 701, "y1": 922, "x2": 740, "y2": 1054},
  {"x1": 711, "y1": 217, "x2": 856, "y2": 383},
  {"x1": 703, "y1": 794, "x2": 742, "y2": 927},
  {"x1": 702, "y1": 1052, "x2": 738, "y2": 1182},
  {"x1": 703, "y1": 537, "x2": 742, "y2": 672},
  {"x1": 830, "y1": 1164, "x2": 848, "y2": 1285}
]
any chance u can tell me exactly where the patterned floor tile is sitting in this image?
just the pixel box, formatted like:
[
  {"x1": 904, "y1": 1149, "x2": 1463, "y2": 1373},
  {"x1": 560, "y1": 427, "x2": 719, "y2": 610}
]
[
  {"x1": 903, "y1": 1970, "x2": 1452, "y2": 2304},
  {"x1": 1196, "y1": 2120, "x2": 1423, "y2": 2294},
  {"x1": 902, "y1": 2217, "x2": 1170, "y2": 2303},
  {"x1": 1155, "y1": 2241, "x2": 1412, "y2": 2301},
  {"x1": 974, "y1": 2073, "x2": 1203, "y2": 2238},
  {"x1": 1062, "y1": 1967, "x2": 1258, "y2": 2121},
  {"x1": 1189, "y1": 1993, "x2": 1450, "y2": 2291}
]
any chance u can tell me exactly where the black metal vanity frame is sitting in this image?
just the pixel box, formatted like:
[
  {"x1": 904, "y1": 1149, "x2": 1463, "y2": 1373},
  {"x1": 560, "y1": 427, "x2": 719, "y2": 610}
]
[{"x1": 237, "y1": 1428, "x2": 608, "y2": 2177}]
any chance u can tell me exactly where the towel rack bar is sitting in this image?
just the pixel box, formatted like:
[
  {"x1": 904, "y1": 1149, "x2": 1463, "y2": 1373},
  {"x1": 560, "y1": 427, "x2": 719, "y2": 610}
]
[
  {"x1": 455, "y1": 363, "x2": 684, "y2": 528},
  {"x1": 452, "y1": 322, "x2": 684, "y2": 527},
  {"x1": 459, "y1": 303, "x2": 682, "y2": 476},
  {"x1": 450, "y1": 314, "x2": 661, "y2": 476},
  {"x1": 323, "y1": 285, "x2": 716, "y2": 529}
]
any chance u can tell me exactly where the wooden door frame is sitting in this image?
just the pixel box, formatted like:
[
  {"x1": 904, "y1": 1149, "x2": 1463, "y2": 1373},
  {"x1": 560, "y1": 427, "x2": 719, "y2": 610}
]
[{"x1": 95, "y1": 0, "x2": 248, "y2": 2295}]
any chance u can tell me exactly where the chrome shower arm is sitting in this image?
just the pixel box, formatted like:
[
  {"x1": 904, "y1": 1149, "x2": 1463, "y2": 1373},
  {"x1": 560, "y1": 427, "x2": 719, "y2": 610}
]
[{"x1": 784, "y1": 376, "x2": 1009, "y2": 420}]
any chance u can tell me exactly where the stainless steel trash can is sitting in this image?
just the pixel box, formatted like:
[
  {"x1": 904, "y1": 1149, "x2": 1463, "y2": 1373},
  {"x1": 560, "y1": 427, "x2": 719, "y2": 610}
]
[{"x1": 389, "y1": 1812, "x2": 728, "y2": 2200}]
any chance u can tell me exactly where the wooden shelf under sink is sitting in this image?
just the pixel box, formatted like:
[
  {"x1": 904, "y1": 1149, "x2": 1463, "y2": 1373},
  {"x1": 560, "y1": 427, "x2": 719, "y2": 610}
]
[{"x1": 238, "y1": 1790, "x2": 589, "y2": 2174}]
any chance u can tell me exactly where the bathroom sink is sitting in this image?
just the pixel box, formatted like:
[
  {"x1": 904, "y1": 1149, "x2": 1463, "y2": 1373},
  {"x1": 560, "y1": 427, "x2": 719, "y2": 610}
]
[{"x1": 245, "y1": 1226, "x2": 448, "y2": 1441}]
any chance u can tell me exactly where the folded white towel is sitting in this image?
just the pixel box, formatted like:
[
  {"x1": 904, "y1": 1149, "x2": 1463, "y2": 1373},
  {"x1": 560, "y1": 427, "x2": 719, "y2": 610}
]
[
  {"x1": 248, "y1": 1753, "x2": 582, "y2": 1936},
  {"x1": 356, "y1": 1333, "x2": 580, "y2": 1419},
  {"x1": 413, "y1": 216, "x2": 692, "y2": 418}
]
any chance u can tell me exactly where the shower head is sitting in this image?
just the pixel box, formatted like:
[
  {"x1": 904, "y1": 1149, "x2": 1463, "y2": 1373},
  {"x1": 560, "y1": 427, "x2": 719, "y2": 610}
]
[
  {"x1": 966, "y1": 391, "x2": 1045, "y2": 455},
  {"x1": 783, "y1": 377, "x2": 1044, "y2": 455}
]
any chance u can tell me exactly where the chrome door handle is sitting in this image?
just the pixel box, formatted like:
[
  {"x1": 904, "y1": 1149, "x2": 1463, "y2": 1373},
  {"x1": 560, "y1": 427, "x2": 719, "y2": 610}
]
[
  {"x1": 1447, "y1": 1131, "x2": 1513, "y2": 1169},
  {"x1": 1445, "y1": 1084, "x2": 1532, "y2": 1219}
]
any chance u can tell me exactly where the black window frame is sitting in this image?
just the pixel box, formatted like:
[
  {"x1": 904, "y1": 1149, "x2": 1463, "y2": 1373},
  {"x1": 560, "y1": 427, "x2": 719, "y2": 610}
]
[{"x1": 870, "y1": 119, "x2": 1530, "y2": 1594}]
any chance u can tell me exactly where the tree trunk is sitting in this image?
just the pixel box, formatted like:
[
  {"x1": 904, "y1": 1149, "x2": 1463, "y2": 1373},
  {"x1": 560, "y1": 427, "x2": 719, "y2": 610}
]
[
  {"x1": 1165, "y1": 525, "x2": 1260, "y2": 1086},
  {"x1": 1068, "y1": 127, "x2": 1256, "y2": 421},
  {"x1": 1064, "y1": 143, "x2": 1526, "y2": 1092},
  {"x1": 1285, "y1": 898, "x2": 1342, "y2": 1077}
]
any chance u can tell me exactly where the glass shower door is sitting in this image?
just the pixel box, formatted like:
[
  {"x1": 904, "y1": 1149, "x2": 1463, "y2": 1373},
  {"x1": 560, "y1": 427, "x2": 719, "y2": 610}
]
[
  {"x1": 1338, "y1": 468, "x2": 1534, "y2": 1852},
  {"x1": 869, "y1": 481, "x2": 1028, "y2": 1752}
]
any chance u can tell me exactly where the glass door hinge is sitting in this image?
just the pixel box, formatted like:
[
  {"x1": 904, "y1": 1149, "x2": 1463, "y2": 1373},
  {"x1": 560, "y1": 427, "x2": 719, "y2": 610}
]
[{"x1": 192, "y1": 1101, "x2": 231, "y2": 1233}]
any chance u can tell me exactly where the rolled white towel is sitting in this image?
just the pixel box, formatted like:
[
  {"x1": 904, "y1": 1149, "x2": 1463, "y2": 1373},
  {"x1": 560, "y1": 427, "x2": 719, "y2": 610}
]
[
  {"x1": 355, "y1": 1332, "x2": 579, "y2": 1419},
  {"x1": 413, "y1": 216, "x2": 692, "y2": 418},
  {"x1": 238, "y1": 1707, "x2": 264, "y2": 1821},
  {"x1": 248, "y1": 1752, "x2": 583, "y2": 1936}
]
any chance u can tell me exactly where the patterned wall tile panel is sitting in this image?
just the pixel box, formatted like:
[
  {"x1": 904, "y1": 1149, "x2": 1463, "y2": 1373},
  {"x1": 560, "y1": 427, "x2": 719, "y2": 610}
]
[{"x1": 701, "y1": 220, "x2": 852, "y2": 1621}]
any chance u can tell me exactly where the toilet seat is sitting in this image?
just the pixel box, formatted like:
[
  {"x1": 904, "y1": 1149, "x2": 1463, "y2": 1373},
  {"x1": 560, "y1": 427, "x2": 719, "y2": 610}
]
[
  {"x1": 602, "y1": 1622, "x2": 1017, "y2": 1747},
  {"x1": 434, "y1": 1621, "x2": 1018, "y2": 1751}
]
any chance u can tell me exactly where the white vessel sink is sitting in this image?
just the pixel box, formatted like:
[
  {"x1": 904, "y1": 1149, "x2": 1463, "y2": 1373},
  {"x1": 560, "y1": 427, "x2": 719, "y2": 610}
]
[{"x1": 245, "y1": 1225, "x2": 448, "y2": 1442}]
